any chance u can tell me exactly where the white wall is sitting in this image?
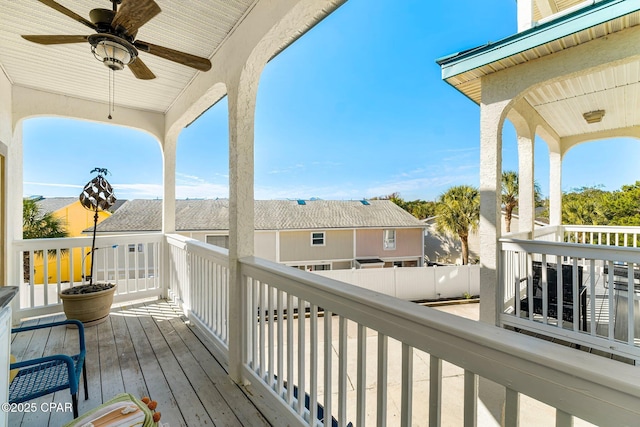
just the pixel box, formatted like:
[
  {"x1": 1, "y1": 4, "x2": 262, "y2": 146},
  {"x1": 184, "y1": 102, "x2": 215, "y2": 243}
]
[{"x1": 314, "y1": 265, "x2": 479, "y2": 301}]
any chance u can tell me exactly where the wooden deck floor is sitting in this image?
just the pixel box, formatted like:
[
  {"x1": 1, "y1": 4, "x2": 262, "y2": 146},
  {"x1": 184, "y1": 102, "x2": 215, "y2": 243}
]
[{"x1": 9, "y1": 300, "x2": 270, "y2": 427}]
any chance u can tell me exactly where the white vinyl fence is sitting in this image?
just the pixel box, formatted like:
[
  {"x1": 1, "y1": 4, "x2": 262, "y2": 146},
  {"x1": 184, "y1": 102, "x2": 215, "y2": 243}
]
[{"x1": 313, "y1": 265, "x2": 479, "y2": 301}]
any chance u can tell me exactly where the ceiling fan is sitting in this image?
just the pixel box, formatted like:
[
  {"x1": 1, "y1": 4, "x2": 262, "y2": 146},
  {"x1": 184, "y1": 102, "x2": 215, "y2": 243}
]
[{"x1": 21, "y1": 0, "x2": 212, "y2": 80}]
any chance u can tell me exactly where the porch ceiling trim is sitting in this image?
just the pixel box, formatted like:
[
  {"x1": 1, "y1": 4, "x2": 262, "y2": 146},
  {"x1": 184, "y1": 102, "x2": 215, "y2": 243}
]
[{"x1": 436, "y1": 0, "x2": 640, "y2": 103}]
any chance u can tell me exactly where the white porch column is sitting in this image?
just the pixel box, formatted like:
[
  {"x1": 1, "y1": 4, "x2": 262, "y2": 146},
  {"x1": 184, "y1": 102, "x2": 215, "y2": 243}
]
[
  {"x1": 549, "y1": 150, "x2": 563, "y2": 226},
  {"x1": 7, "y1": 124, "x2": 22, "y2": 288},
  {"x1": 162, "y1": 134, "x2": 177, "y2": 234},
  {"x1": 227, "y1": 69, "x2": 259, "y2": 384},
  {"x1": 517, "y1": 130, "x2": 535, "y2": 234},
  {"x1": 479, "y1": 98, "x2": 509, "y2": 325}
]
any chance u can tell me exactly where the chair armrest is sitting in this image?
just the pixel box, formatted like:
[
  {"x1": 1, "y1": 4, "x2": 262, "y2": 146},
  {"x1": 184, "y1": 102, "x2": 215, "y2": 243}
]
[
  {"x1": 12, "y1": 320, "x2": 85, "y2": 354},
  {"x1": 10, "y1": 354, "x2": 79, "y2": 395}
]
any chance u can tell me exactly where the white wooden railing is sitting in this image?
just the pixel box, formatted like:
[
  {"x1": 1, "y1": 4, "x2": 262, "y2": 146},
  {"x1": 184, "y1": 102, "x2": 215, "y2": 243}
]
[
  {"x1": 13, "y1": 232, "x2": 640, "y2": 425},
  {"x1": 500, "y1": 225, "x2": 640, "y2": 360},
  {"x1": 13, "y1": 234, "x2": 164, "y2": 321},
  {"x1": 166, "y1": 234, "x2": 230, "y2": 358},
  {"x1": 239, "y1": 256, "x2": 640, "y2": 426}
]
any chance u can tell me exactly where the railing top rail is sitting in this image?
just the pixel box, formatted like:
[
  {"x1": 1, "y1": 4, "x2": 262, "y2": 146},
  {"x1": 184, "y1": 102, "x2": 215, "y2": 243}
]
[
  {"x1": 14, "y1": 233, "x2": 164, "y2": 250},
  {"x1": 562, "y1": 224, "x2": 640, "y2": 233},
  {"x1": 240, "y1": 255, "x2": 640, "y2": 425},
  {"x1": 500, "y1": 237, "x2": 640, "y2": 262}
]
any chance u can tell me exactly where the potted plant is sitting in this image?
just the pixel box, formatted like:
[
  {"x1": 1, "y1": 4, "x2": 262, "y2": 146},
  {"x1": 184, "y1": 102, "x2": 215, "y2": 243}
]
[{"x1": 60, "y1": 168, "x2": 117, "y2": 326}]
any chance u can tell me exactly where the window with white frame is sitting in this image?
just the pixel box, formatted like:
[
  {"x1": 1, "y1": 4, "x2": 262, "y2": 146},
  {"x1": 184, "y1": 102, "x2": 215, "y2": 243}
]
[
  {"x1": 383, "y1": 229, "x2": 396, "y2": 250},
  {"x1": 311, "y1": 232, "x2": 325, "y2": 246}
]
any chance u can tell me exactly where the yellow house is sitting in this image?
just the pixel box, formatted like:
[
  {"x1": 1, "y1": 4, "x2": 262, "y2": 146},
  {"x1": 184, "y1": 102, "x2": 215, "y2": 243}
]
[{"x1": 32, "y1": 197, "x2": 112, "y2": 284}]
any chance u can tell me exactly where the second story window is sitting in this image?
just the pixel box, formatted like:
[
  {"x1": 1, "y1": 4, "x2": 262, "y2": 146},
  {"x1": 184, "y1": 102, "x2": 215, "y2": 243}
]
[
  {"x1": 383, "y1": 229, "x2": 396, "y2": 250},
  {"x1": 311, "y1": 232, "x2": 325, "y2": 246}
]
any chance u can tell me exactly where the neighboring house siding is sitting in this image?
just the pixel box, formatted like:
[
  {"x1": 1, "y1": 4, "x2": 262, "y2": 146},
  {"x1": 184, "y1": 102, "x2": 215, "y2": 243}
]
[
  {"x1": 356, "y1": 228, "x2": 422, "y2": 258},
  {"x1": 255, "y1": 232, "x2": 277, "y2": 262},
  {"x1": 279, "y1": 230, "x2": 353, "y2": 263},
  {"x1": 34, "y1": 200, "x2": 111, "y2": 284}
]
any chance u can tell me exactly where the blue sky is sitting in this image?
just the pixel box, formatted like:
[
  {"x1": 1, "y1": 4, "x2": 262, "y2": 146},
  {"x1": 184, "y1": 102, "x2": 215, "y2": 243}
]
[{"x1": 23, "y1": 0, "x2": 640, "y2": 202}]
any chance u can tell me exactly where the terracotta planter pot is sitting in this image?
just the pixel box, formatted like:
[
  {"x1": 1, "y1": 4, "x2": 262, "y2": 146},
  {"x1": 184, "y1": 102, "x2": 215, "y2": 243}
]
[{"x1": 60, "y1": 283, "x2": 117, "y2": 327}]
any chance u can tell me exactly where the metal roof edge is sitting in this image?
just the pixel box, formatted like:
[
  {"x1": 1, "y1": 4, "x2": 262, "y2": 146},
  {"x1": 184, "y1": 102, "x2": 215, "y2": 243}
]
[{"x1": 436, "y1": 0, "x2": 638, "y2": 79}]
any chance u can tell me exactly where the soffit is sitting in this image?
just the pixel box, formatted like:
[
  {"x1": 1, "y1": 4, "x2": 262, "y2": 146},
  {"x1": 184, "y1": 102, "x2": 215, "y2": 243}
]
[
  {"x1": 442, "y1": 7, "x2": 640, "y2": 140},
  {"x1": 534, "y1": 0, "x2": 590, "y2": 22},
  {"x1": 0, "y1": 0, "x2": 256, "y2": 114}
]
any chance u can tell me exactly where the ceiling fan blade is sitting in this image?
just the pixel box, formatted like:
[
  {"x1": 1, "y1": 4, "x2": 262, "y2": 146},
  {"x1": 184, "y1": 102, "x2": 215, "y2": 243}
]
[
  {"x1": 128, "y1": 57, "x2": 156, "y2": 80},
  {"x1": 135, "y1": 40, "x2": 212, "y2": 72},
  {"x1": 36, "y1": 0, "x2": 96, "y2": 30},
  {"x1": 22, "y1": 35, "x2": 88, "y2": 45},
  {"x1": 111, "y1": 0, "x2": 161, "y2": 36}
]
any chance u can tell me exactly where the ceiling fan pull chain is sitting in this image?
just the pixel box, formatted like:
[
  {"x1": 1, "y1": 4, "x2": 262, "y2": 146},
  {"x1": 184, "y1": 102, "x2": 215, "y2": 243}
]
[{"x1": 108, "y1": 68, "x2": 113, "y2": 120}]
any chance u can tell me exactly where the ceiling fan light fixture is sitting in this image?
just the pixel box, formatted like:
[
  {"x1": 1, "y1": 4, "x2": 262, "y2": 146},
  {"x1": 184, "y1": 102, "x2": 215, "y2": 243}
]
[{"x1": 88, "y1": 34, "x2": 136, "y2": 71}]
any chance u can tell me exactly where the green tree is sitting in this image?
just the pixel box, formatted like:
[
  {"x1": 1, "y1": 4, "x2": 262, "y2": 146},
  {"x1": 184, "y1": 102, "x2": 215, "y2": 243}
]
[
  {"x1": 375, "y1": 192, "x2": 437, "y2": 220},
  {"x1": 435, "y1": 185, "x2": 479, "y2": 265},
  {"x1": 22, "y1": 198, "x2": 69, "y2": 281},
  {"x1": 561, "y1": 186, "x2": 609, "y2": 226}
]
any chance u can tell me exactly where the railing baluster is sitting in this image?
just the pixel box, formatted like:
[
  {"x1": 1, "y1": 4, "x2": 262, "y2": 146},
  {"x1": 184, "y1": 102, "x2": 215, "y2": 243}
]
[
  {"x1": 259, "y1": 280, "x2": 266, "y2": 380},
  {"x1": 277, "y1": 289, "x2": 284, "y2": 398},
  {"x1": 377, "y1": 333, "x2": 388, "y2": 427},
  {"x1": 287, "y1": 293, "x2": 294, "y2": 406},
  {"x1": 429, "y1": 355, "x2": 442, "y2": 427},
  {"x1": 400, "y1": 344, "x2": 412, "y2": 427},
  {"x1": 297, "y1": 297, "x2": 306, "y2": 416},
  {"x1": 268, "y1": 283, "x2": 275, "y2": 387},
  {"x1": 608, "y1": 260, "x2": 615, "y2": 340},
  {"x1": 628, "y1": 264, "x2": 635, "y2": 346},
  {"x1": 590, "y1": 259, "x2": 596, "y2": 336},
  {"x1": 310, "y1": 305, "x2": 318, "y2": 425},
  {"x1": 542, "y1": 254, "x2": 548, "y2": 323},
  {"x1": 464, "y1": 370, "x2": 477, "y2": 427},
  {"x1": 505, "y1": 388, "x2": 520, "y2": 426},
  {"x1": 324, "y1": 310, "x2": 333, "y2": 425},
  {"x1": 338, "y1": 316, "x2": 347, "y2": 427},
  {"x1": 572, "y1": 258, "x2": 579, "y2": 332},
  {"x1": 356, "y1": 324, "x2": 366, "y2": 426},
  {"x1": 557, "y1": 255, "x2": 563, "y2": 328},
  {"x1": 556, "y1": 409, "x2": 573, "y2": 427},
  {"x1": 42, "y1": 249, "x2": 49, "y2": 306},
  {"x1": 527, "y1": 253, "x2": 533, "y2": 321}
]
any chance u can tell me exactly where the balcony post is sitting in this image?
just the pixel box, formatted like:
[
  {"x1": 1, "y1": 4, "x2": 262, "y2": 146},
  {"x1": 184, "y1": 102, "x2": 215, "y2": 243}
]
[
  {"x1": 162, "y1": 133, "x2": 178, "y2": 299},
  {"x1": 479, "y1": 88, "x2": 509, "y2": 326},
  {"x1": 549, "y1": 150, "x2": 562, "y2": 226},
  {"x1": 226, "y1": 68, "x2": 260, "y2": 384},
  {"x1": 517, "y1": 128, "x2": 535, "y2": 235},
  {"x1": 7, "y1": 123, "x2": 23, "y2": 290}
]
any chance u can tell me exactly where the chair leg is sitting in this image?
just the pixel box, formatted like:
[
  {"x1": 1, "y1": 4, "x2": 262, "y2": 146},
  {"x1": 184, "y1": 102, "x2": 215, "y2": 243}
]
[
  {"x1": 83, "y1": 363, "x2": 88, "y2": 400},
  {"x1": 72, "y1": 393, "x2": 79, "y2": 419}
]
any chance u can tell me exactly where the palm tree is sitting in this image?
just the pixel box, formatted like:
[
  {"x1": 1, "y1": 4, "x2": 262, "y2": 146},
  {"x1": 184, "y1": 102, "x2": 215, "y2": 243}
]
[
  {"x1": 435, "y1": 185, "x2": 479, "y2": 265},
  {"x1": 22, "y1": 198, "x2": 69, "y2": 282},
  {"x1": 502, "y1": 171, "x2": 519, "y2": 233},
  {"x1": 502, "y1": 170, "x2": 543, "y2": 232}
]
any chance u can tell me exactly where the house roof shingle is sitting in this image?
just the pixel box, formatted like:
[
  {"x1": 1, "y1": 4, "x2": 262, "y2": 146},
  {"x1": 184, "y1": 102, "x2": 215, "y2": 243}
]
[
  {"x1": 93, "y1": 199, "x2": 425, "y2": 233},
  {"x1": 35, "y1": 197, "x2": 78, "y2": 213}
]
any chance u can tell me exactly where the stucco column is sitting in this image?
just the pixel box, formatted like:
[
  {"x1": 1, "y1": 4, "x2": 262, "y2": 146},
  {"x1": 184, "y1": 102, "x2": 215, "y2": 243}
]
[
  {"x1": 549, "y1": 150, "x2": 563, "y2": 226},
  {"x1": 227, "y1": 68, "x2": 259, "y2": 384},
  {"x1": 517, "y1": 130, "x2": 535, "y2": 235},
  {"x1": 479, "y1": 97, "x2": 510, "y2": 326},
  {"x1": 7, "y1": 124, "x2": 22, "y2": 288},
  {"x1": 162, "y1": 134, "x2": 177, "y2": 234}
]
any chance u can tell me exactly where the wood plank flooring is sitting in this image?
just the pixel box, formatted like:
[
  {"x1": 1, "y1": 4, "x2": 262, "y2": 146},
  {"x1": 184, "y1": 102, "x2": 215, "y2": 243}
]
[{"x1": 9, "y1": 300, "x2": 270, "y2": 427}]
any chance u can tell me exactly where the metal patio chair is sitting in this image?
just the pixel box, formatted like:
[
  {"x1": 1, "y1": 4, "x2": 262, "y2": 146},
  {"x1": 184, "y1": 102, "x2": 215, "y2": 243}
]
[{"x1": 9, "y1": 319, "x2": 88, "y2": 418}]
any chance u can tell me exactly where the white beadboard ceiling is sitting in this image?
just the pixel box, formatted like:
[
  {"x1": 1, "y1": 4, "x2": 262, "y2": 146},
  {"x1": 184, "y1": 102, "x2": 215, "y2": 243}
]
[{"x1": 0, "y1": 0, "x2": 256, "y2": 113}]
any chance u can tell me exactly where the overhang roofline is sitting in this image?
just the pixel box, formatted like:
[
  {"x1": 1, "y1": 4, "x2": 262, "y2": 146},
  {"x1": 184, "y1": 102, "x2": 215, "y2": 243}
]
[{"x1": 436, "y1": 0, "x2": 639, "y2": 80}]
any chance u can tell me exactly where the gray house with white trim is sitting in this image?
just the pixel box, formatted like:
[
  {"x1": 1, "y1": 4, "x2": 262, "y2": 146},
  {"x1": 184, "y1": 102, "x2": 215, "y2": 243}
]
[{"x1": 93, "y1": 199, "x2": 426, "y2": 270}]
